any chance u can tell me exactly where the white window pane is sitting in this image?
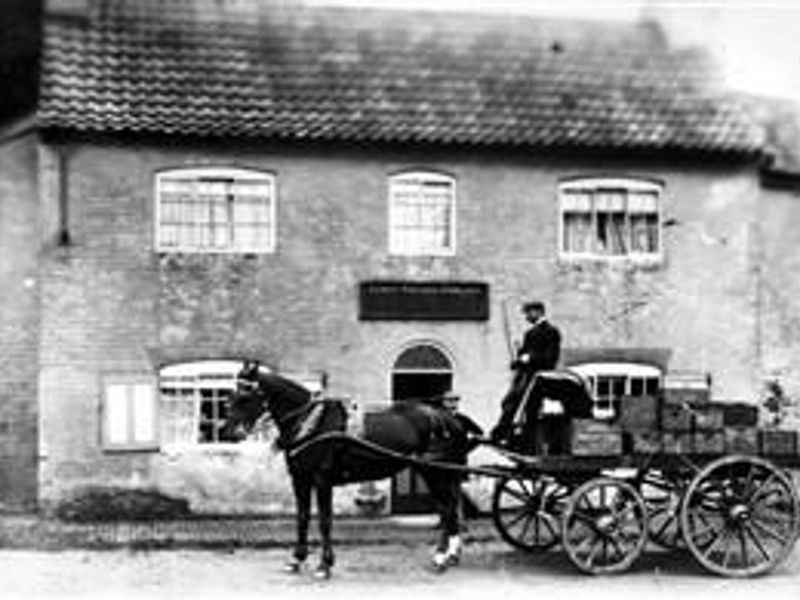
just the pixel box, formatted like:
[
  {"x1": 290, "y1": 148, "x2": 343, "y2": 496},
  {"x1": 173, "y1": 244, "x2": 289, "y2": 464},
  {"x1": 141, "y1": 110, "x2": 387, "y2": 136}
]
[
  {"x1": 106, "y1": 385, "x2": 129, "y2": 445},
  {"x1": 132, "y1": 384, "x2": 155, "y2": 443},
  {"x1": 158, "y1": 171, "x2": 276, "y2": 253},
  {"x1": 595, "y1": 190, "x2": 625, "y2": 211},
  {"x1": 597, "y1": 212, "x2": 627, "y2": 255},
  {"x1": 389, "y1": 174, "x2": 455, "y2": 255},
  {"x1": 563, "y1": 213, "x2": 592, "y2": 253},
  {"x1": 628, "y1": 191, "x2": 658, "y2": 214},
  {"x1": 561, "y1": 190, "x2": 592, "y2": 212}
]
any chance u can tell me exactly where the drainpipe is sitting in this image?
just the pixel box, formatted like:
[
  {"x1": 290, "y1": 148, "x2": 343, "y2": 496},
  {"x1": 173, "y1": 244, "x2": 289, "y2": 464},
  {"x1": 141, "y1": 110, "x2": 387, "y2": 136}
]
[{"x1": 56, "y1": 146, "x2": 70, "y2": 246}]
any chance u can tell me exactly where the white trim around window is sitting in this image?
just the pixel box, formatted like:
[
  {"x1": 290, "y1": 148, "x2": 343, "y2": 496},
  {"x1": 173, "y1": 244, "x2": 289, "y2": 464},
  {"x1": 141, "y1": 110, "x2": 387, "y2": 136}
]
[
  {"x1": 388, "y1": 171, "x2": 456, "y2": 257},
  {"x1": 568, "y1": 362, "x2": 662, "y2": 420},
  {"x1": 558, "y1": 177, "x2": 663, "y2": 263},
  {"x1": 155, "y1": 167, "x2": 277, "y2": 254}
]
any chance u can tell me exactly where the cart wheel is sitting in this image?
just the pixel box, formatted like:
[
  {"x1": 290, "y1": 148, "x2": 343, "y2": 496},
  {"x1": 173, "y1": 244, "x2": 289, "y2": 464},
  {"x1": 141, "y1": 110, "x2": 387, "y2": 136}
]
[
  {"x1": 680, "y1": 455, "x2": 800, "y2": 577},
  {"x1": 639, "y1": 469, "x2": 688, "y2": 550},
  {"x1": 491, "y1": 474, "x2": 570, "y2": 552},
  {"x1": 562, "y1": 477, "x2": 649, "y2": 574}
]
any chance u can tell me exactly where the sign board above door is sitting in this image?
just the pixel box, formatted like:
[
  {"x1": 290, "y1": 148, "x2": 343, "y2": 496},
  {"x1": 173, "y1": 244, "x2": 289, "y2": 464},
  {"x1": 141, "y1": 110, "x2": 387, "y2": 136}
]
[{"x1": 359, "y1": 281, "x2": 489, "y2": 321}]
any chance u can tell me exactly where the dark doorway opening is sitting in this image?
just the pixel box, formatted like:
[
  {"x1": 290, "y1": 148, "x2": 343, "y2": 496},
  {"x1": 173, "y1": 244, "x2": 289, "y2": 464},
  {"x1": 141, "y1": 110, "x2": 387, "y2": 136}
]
[{"x1": 390, "y1": 344, "x2": 453, "y2": 514}]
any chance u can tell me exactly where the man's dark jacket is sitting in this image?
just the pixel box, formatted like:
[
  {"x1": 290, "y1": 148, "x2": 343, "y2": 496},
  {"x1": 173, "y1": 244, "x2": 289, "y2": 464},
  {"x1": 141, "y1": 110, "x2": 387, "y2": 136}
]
[{"x1": 515, "y1": 319, "x2": 561, "y2": 374}]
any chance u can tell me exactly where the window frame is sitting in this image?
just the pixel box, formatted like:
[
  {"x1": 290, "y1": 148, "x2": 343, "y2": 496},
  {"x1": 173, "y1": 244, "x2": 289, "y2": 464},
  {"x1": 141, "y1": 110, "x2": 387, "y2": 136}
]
[
  {"x1": 154, "y1": 166, "x2": 277, "y2": 254},
  {"x1": 158, "y1": 361, "x2": 326, "y2": 449},
  {"x1": 388, "y1": 171, "x2": 457, "y2": 257},
  {"x1": 159, "y1": 360, "x2": 244, "y2": 448},
  {"x1": 101, "y1": 375, "x2": 159, "y2": 452},
  {"x1": 568, "y1": 362, "x2": 662, "y2": 420},
  {"x1": 558, "y1": 177, "x2": 664, "y2": 263}
]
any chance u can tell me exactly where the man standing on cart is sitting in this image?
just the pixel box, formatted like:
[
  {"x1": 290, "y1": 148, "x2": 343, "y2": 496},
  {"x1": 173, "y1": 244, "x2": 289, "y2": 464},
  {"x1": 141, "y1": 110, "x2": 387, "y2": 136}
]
[{"x1": 490, "y1": 300, "x2": 562, "y2": 445}]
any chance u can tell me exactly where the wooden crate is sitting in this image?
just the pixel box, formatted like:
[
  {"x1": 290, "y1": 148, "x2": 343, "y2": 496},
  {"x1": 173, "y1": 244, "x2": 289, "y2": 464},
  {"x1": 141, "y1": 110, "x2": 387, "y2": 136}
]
[
  {"x1": 663, "y1": 388, "x2": 710, "y2": 407},
  {"x1": 662, "y1": 432, "x2": 693, "y2": 454},
  {"x1": 722, "y1": 403, "x2": 759, "y2": 427},
  {"x1": 693, "y1": 430, "x2": 725, "y2": 454},
  {"x1": 618, "y1": 395, "x2": 659, "y2": 430},
  {"x1": 693, "y1": 404, "x2": 725, "y2": 430},
  {"x1": 572, "y1": 419, "x2": 618, "y2": 435},
  {"x1": 661, "y1": 403, "x2": 693, "y2": 431},
  {"x1": 759, "y1": 430, "x2": 798, "y2": 456},
  {"x1": 571, "y1": 420, "x2": 622, "y2": 456},
  {"x1": 629, "y1": 430, "x2": 662, "y2": 454},
  {"x1": 724, "y1": 427, "x2": 758, "y2": 454}
]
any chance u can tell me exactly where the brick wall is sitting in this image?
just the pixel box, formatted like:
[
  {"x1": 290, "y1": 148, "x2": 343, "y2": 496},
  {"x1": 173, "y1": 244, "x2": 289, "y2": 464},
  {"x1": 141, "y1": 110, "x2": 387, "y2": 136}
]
[
  {"x1": 36, "y1": 138, "x2": 763, "y2": 510},
  {"x1": 0, "y1": 132, "x2": 40, "y2": 510}
]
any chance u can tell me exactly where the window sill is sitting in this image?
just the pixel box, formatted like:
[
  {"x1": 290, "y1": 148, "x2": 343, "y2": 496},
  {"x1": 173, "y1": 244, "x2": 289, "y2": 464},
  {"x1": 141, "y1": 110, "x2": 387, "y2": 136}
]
[
  {"x1": 558, "y1": 254, "x2": 664, "y2": 271},
  {"x1": 102, "y1": 444, "x2": 160, "y2": 453},
  {"x1": 159, "y1": 441, "x2": 272, "y2": 458}
]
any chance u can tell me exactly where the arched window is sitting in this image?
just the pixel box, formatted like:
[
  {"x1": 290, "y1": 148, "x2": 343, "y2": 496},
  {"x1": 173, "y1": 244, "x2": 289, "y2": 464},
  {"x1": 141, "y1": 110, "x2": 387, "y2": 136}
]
[
  {"x1": 559, "y1": 177, "x2": 662, "y2": 261},
  {"x1": 569, "y1": 362, "x2": 662, "y2": 420},
  {"x1": 155, "y1": 167, "x2": 276, "y2": 253},
  {"x1": 388, "y1": 171, "x2": 456, "y2": 256},
  {"x1": 391, "y1": 343, "x2": 454, "y2": 401}
]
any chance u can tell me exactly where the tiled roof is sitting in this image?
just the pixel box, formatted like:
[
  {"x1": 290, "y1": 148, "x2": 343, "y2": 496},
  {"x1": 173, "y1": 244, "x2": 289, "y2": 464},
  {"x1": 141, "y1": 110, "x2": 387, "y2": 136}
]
[
  {"x1": 36, "y1": 0, "x2": 763, "y2": 155},
  {"x1": 746, "y1": 96, "x2": 800, "y2": 175}
]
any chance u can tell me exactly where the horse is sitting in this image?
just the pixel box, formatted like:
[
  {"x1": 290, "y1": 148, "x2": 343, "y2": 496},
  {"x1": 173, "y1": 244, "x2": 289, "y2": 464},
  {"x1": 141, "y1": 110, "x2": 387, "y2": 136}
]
[{"x1": 221, "y1": 360, "x2": 481, "y2": 579}]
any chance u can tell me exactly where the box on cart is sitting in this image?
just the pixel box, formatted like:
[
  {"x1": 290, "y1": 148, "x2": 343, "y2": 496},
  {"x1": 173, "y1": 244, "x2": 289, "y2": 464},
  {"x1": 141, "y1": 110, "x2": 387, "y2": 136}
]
[
  {"x1": 758, "y1": 429, "x2": 798, "y2": 456},
  {"x1": 627, "y1": 430, "x2": 663, "y2": 454},
  {"x1": 661, "y1": 403, "x2": 693, "y2": 431},
  {"x1": 662, "y1": 372, "x2": 711, "y2": 407},
  {"x1": 722, "y1": 403, "x2": 759, "y2": 427},
  {"x1": 692, "y1": 404, "x2": 725, "y2": 430},
  {"x1": 571, "y1": 419, "x2": 623, "y2": 456},
  {"x1": 724, "y1": 427, "x2": 758, "y2": 454},
  {"x1": 661, "y1": 431, "x2": 693, "y2": 454},
  {"x1": 693, "y1": 429, "x2": 725, "y2": 454},
  {"x1": 618, "y1": 395, "x2": 660, "y2": 430}
]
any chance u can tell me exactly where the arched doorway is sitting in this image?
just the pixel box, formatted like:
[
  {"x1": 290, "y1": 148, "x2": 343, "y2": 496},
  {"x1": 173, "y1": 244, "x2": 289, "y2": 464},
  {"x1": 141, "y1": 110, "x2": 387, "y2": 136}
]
[{"x1": 390, "y1": 342, "x2": 453, "y2": 514}]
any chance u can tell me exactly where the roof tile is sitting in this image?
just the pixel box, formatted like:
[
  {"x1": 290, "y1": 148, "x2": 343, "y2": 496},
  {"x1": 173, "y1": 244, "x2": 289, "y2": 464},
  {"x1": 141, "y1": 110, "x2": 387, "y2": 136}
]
[{"x1": 36, "y1": 0, "x2": 763, "y2": 154}]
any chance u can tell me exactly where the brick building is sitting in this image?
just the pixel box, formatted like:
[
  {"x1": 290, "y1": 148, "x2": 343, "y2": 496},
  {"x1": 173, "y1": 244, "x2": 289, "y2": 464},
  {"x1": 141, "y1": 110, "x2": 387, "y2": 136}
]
[{"x1": 0, "y1": 0, "x2": 792, "y2": 514}]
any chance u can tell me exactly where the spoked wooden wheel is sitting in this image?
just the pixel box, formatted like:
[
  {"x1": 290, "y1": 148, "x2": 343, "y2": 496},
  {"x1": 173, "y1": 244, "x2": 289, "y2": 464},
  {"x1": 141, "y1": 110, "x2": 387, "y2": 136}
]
[
  {"x1": 680, "y1": 455, "x2": 800, "y2": 577},
  {"x1": 562, "y1": 477, "x2": 649, "y2": 574},
  {"x1": 639, "y1": 469, "x2": 688, "y2": 550},
  {"x1": 491, "y1": 474, "x2": 571, "y2": 552}
]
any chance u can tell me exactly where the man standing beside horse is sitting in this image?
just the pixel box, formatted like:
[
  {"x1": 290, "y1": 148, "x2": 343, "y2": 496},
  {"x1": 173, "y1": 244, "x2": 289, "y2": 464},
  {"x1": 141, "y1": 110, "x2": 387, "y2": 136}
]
[{"x1": 490, "y1": 300, "x2": 562, "y2": 445}]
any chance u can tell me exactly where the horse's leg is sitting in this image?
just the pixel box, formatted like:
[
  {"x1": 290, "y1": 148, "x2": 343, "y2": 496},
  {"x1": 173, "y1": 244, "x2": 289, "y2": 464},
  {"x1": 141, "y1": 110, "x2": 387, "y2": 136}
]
[
  {"x1": 286, "y1": 477, "x2": 312, "y2": 573},
  {"x1": 313, "y1": 481, "x2": 335, "y2": 580},
  {"x1": 424, "y1": 472, "x2": 463, "y2": 572}
]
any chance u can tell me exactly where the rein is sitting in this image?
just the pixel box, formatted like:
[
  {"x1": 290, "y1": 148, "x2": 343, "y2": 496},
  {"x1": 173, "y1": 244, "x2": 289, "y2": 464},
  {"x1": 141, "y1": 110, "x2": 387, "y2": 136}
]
[{"x1": 286, "y1": 431, "x2": 511, "y2": 478}]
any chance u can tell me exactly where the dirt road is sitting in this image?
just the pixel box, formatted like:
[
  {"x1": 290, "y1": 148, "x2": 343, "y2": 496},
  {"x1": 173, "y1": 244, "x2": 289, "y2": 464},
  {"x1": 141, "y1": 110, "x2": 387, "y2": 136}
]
[{"x1": 1, "y1": 537, "x2": 798, "y2": 600}]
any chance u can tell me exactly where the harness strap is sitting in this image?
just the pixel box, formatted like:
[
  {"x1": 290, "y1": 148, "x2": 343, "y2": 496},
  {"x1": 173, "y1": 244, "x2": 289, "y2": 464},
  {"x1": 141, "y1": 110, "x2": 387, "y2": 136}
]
[{"x1": 286, "y1": 431, "x2": 508, "y2": 479}]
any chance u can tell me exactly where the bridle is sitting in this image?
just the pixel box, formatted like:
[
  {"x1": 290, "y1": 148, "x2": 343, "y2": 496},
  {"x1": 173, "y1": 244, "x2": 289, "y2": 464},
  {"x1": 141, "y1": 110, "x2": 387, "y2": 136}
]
[{"x1": 235, "y1": 376, "x2": 313, "y2": 431}]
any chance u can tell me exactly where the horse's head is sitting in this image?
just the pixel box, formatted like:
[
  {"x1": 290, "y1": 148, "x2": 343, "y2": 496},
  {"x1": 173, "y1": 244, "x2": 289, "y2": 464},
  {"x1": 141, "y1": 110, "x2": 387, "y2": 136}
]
[
  {"x1": 221, "y1": 361, "x2": 316, "y2": 442},
  {"x1": 219, "y1": 360, "x2": 270, "y2": 442}
]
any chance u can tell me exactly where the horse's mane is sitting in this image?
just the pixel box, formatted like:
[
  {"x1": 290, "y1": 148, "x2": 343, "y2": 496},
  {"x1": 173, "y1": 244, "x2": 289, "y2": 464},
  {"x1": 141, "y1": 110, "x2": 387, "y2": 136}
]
[{"x1": 258, "y1": 371, "x2": 313, "y2": 402}]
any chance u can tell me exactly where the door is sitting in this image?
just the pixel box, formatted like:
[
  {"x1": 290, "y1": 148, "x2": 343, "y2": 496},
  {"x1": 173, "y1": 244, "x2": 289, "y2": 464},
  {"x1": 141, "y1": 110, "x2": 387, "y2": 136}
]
[{"x1": 390, "y1": 343, "x2": 453, "y2": 514}]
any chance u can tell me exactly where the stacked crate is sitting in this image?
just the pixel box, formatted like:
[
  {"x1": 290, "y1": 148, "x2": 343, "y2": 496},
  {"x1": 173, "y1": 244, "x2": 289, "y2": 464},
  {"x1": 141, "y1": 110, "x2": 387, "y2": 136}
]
[
  {"x1": 571, "y1": 419, "x2": 623, "y2": 456},
  {"x1": 722, "y1": 403, "x2": 759, "y2": 454},
  {"x1": 661, "y1": 373, "x2": 711, "y2": 454},
  {"x1": 618, "y1": 395, "x2": 661, "y2": 453},
  {"x1": 564, "y1": 369, "x2": 799, "y2": 460}
]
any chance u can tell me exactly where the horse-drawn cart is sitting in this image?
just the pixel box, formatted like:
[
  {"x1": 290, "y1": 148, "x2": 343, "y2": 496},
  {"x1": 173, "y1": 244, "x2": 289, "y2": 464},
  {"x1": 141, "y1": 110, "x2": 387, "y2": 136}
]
[
  {"x1": 226, "y1": 363, "x2": 800, "y2": 579},
  {"x1": 489, "y1": 441, "x2": 800, "y2": 577}
]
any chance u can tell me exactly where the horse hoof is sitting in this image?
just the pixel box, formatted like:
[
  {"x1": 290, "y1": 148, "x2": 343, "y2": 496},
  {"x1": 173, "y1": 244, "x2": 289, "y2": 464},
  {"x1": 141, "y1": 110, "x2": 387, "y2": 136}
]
[
  {"x1": 313, "y1": 566, "x2": 332, "y2": 580},
  {"x1": 283, "y1": 560, "x2": 304, "y2": 574},
  {"x1": 431, "y1": 555, "x2": 449, "y2": 574}
]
